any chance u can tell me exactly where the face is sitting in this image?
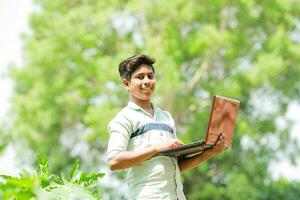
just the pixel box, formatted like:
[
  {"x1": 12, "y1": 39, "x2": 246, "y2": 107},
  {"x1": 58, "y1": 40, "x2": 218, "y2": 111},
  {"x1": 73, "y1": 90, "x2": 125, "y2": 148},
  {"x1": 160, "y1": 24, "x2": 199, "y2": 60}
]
[{"x1": 123, "y1": 64, "x2": 156, "y2": 105}]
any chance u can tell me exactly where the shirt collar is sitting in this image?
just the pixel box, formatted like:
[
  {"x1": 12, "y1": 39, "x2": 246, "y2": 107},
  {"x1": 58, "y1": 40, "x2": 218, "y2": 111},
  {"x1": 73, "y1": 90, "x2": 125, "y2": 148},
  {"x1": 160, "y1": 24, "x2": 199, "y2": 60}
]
[
  {"x1": 127, "y1": 101, "x2": 141, "y2": 110},
  {"x1": 127, "y1": 101, "x2": 158, "y2": 114}
]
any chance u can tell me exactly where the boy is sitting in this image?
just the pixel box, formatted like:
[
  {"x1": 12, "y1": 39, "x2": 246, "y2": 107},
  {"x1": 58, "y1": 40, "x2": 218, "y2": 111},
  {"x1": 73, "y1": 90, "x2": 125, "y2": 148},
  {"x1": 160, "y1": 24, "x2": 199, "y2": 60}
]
[{"x1": 106, "y1": 54, "x2": 225, "y2": 200}]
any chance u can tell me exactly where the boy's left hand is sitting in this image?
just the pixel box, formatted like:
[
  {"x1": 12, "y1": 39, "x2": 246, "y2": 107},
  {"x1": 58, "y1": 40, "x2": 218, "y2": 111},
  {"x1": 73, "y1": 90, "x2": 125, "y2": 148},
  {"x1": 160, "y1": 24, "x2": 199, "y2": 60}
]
[{"x1": 210, "y1": 133, "x2": 226, "y2": 155}]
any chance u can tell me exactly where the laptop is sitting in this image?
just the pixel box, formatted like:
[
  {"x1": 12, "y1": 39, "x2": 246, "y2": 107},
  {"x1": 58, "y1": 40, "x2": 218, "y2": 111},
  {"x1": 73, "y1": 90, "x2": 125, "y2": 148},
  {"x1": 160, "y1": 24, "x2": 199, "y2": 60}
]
[{"x1": 158, "y1": 95, "x2": 240, "y2": 158}]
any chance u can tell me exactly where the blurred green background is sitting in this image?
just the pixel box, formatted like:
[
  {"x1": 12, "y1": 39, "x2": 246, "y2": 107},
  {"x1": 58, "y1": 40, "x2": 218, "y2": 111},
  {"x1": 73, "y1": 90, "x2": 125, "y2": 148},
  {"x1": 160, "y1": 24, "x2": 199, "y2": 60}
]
[{"x1": 1, "y1": 0, "x2": 300, "y2": 199}]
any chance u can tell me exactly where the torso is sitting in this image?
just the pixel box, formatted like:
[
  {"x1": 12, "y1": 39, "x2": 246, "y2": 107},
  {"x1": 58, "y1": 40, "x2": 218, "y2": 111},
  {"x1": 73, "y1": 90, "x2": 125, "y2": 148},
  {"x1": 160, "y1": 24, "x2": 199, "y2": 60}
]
[{"x1": 107, "y1": 101, "x2": 186, "y2": 200}]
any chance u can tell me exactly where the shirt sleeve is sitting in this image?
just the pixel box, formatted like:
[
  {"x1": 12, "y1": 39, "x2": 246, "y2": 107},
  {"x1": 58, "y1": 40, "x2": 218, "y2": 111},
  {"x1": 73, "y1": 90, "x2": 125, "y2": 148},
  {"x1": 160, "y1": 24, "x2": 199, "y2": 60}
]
[{"x1": 106, "y1": 115, "x2": 132, "y2": 161}]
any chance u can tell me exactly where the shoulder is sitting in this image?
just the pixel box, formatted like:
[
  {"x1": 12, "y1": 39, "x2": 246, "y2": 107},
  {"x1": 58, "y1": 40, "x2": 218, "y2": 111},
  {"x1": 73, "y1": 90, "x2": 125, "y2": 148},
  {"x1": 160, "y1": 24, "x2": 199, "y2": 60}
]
[
  {"x1": 109, "y1": 107, "x2": 131, "y2": 125},
  {"x1": 108, "y1": 106, "x2": 135, "y2": 132}
]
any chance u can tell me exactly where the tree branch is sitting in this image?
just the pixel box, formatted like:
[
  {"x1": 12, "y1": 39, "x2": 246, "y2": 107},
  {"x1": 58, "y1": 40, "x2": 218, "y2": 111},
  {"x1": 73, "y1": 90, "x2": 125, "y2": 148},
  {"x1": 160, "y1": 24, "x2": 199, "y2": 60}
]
[{"x1": 186, "y1": 56, "x2": 211, "y2": 94}]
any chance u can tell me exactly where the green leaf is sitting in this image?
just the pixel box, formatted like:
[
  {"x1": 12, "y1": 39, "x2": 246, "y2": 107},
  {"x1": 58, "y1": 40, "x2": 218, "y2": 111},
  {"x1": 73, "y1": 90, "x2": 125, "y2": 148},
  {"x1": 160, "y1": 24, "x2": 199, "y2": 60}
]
[
  {"x1": 52, "y1": 174, "x2": 64, "y2": 185},
  {"x1": 68, "y1": 159, "x2": 79, "y2": 181}
]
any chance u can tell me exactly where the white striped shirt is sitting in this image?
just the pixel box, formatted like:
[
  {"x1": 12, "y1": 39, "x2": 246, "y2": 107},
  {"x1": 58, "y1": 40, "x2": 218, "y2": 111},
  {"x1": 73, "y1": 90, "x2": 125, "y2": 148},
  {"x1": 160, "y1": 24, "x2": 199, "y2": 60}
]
[{"x1": 106, "y1": 101, "x2": 186, "y2": 200}]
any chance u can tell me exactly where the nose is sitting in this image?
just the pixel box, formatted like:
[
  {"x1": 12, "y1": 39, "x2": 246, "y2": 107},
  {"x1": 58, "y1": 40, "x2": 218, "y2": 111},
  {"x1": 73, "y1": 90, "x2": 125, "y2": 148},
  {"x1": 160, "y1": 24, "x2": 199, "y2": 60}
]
[{"x1": 143, "y1": 76, "x2": 151, "y2": 86}]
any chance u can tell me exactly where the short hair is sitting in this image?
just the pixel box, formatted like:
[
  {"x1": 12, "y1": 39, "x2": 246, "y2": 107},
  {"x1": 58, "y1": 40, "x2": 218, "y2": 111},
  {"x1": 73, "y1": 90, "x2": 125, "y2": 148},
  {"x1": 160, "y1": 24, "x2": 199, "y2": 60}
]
[{"x1": 118, "y1": 54, "x2": 156, "y2": 80}]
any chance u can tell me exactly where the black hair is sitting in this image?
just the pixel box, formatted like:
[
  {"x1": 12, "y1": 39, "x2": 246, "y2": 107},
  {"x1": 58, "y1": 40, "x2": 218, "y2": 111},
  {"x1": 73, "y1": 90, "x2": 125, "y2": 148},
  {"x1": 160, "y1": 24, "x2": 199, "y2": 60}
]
[{"x1": 118, "y1": 54, "x2": 156, "y2": 80}]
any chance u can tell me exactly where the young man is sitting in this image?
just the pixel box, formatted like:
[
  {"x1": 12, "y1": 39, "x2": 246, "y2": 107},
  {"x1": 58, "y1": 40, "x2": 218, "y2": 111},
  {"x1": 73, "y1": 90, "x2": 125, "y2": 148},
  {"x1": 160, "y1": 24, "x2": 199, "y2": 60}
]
[{"x1": 106, "y1": 54, "x2": 225, "y2": 200}]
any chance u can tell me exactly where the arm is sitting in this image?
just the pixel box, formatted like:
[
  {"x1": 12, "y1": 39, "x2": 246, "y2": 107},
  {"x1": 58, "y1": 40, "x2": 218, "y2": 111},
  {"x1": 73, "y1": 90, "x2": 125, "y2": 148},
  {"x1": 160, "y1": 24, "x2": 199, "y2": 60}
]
[
  {"x1": 108, "y1": 146, "x2": 158, "y2": 170},
  {"x1": 108, "y1": 139, "x2": 183, "y2": 170},
  {"x1": 178, "y1": 134, "x2": 225, "y2": 172}
]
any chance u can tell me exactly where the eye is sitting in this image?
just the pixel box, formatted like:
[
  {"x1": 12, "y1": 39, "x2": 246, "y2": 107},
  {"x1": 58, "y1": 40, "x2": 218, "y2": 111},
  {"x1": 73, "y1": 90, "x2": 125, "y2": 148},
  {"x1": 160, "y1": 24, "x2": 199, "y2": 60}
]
[
  {"x1": 136, "y1": 75, "x2": 144, "y2": 80},
  {"x1": 147, "y1": 74, "x2": 154, "y2": 79}
]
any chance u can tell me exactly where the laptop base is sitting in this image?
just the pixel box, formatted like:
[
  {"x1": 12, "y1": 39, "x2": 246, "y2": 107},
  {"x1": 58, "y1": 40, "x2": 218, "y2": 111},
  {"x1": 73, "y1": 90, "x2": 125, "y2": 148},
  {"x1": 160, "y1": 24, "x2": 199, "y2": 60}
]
[{"x1": 158, "y1": 141, "x2": 213, "y2": 158}]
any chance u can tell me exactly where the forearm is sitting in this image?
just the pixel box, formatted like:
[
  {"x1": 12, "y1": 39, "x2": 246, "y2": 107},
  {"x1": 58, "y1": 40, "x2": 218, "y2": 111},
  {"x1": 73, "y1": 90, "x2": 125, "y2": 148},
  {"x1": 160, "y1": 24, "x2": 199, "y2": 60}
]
[
  {"x1": 178, "y1": 150, "x2": 216, "y2": 173},
  {"x1": 179, "y1": 133, "x2": 226, "y2": 172},
  {"x1": 108, "y1": 146, "x2": 158, "y2": 170}
]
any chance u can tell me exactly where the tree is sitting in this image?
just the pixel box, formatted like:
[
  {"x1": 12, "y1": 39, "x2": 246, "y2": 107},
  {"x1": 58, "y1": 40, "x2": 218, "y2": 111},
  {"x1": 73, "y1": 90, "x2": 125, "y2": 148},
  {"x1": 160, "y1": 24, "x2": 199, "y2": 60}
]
[{"x1": 4, "y1": 0, "x2": 300, "y2": 199}]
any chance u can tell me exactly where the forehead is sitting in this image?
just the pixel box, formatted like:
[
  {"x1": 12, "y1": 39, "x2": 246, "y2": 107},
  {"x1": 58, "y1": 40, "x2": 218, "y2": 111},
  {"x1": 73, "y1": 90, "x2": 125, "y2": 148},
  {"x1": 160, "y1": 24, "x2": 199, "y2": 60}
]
[{"x1": 132, "y1": 64, "x2": 154, "y2": 75}]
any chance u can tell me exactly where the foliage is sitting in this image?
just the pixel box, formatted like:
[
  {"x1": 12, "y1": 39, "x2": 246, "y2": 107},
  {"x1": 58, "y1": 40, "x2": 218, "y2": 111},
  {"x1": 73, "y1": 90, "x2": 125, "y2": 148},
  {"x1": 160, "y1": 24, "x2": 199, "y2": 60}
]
[
  {"x1": 2, "y1": 0, "x2": 300, "y2": 199},
  {"x1": 0, "y1": 155, "x2": 104, "y2": 200},
  {"x1": 0, "y1": 174, "x2": 35, "y2": 200},
  {"x1": 265, "y1": 179, "x2": 300, "y2": 200}
]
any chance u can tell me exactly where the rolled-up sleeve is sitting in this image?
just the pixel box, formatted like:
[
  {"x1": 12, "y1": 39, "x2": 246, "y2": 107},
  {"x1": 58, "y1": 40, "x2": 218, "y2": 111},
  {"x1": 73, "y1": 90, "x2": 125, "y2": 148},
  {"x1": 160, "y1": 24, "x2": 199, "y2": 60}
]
[{"x1": 106, "y1": 116, "x2": 132, "y2": 161}]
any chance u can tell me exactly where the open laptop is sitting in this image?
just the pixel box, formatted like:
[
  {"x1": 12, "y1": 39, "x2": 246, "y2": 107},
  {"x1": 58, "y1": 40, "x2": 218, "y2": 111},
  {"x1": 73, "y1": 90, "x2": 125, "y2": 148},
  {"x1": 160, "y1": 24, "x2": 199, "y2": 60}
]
[{"x1": 158, "y1": 95, "x2": 240, "y2": 158}]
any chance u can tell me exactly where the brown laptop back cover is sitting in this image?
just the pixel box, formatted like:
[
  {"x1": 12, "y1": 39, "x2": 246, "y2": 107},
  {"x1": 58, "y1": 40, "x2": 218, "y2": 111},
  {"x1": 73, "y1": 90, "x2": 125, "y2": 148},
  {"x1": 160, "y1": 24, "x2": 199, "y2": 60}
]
[{"x1": 205, "y1": 95, "x2": 240, "y2": 148}]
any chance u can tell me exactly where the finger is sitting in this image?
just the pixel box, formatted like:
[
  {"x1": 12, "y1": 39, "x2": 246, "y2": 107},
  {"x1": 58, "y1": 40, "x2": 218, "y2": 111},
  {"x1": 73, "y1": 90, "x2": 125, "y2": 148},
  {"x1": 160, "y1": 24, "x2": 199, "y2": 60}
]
[
  {"x1": 220, "y1": 133, "x2": 224, "y2": 139},
  {"x1": 173, "y1": 139, "x2": 183, "y2": 145},
  {"x1": 219, "y1": 136, "x2": 225, "y2": 143},
  {"x1": 176, "y1": 139, "x2": 183, "y2": 143},
  {"x1": 219, "y1": 134, "x2": 225, "y2": 142}
]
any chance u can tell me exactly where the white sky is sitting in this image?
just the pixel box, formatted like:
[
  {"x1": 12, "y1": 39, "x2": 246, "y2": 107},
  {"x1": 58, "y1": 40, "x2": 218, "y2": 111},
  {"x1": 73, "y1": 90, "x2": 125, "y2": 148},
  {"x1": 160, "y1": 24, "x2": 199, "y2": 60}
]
[
  {"x1": 0, "y1": 0, "x2": 33, "y2": 67},
  {"x1": 0, "y1": 0, "x2": 33, "y2": 120},
  {"x1": 0, "y1": 0, "x2": 34, "y2": 175},
  {"x1": 0, "y1": 0, "x2": 299, "y2": 180}
]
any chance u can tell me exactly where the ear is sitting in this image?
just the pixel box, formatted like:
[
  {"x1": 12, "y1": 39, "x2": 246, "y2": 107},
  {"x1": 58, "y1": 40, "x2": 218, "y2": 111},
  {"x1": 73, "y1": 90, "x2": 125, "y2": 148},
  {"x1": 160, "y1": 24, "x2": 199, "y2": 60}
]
[{"x1": 122, "y1": 79, "x2": 130, "y2": 91}]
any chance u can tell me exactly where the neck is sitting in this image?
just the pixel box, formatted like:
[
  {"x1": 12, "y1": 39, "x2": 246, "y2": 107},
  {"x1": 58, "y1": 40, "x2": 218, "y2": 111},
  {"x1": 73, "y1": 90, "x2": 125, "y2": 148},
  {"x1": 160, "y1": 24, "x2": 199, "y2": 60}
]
[
  {"x1": 130, "y1": 98, "x2": 154, "y2": 116},
  {"x1": 131, "y1": 98, "x2": 152, "y2": 109}
]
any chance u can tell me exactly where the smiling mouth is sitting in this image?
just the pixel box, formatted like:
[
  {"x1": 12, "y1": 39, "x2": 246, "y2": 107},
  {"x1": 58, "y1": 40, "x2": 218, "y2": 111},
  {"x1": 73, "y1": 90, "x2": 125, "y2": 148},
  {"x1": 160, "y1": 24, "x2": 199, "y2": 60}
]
[{"x1": 141, "y1": 88, "x2": 152, "y2": 93}]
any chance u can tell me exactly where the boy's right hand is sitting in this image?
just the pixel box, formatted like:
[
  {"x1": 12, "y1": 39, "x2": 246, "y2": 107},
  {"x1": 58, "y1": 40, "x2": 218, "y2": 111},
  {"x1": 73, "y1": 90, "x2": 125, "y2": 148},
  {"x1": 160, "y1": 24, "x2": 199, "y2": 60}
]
[{"x1": 154, "y1": 139, "x2": 184, "y2": 152}]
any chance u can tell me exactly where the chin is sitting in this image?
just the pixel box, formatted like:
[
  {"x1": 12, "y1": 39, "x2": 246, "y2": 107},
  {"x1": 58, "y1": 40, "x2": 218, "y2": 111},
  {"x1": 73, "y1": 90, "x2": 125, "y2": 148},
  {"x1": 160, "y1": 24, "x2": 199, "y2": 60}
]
[
  {"x1": 141, "y1": 97, "x2": 151, "y2": 101},
  {"x1": 140, "y1": 96, "x2": 152, "y2": 101}
]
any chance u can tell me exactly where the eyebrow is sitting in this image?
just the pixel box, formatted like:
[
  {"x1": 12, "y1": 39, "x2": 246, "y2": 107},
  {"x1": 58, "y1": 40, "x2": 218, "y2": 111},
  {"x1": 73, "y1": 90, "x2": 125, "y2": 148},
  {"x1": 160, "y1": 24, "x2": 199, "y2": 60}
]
[{"x1": 134, "y1": 72, "x2": 154, "y2": 76}]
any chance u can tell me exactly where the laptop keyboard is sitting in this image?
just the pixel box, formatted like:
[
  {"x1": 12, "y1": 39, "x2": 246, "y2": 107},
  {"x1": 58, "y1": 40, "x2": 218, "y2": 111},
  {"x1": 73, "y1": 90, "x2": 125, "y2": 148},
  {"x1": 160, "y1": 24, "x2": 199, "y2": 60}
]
[{"x1": 180, "y1": 140, "x2": 205, "y2": 148}]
